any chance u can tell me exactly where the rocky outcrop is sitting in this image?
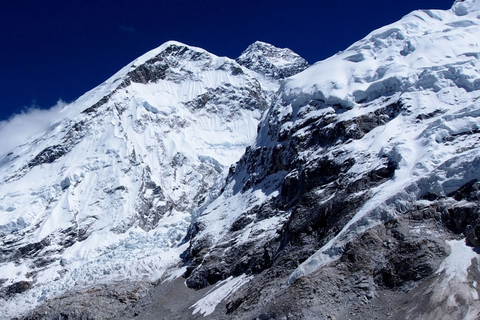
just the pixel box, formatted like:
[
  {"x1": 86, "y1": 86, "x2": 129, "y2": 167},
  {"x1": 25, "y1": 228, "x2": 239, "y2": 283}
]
[
  {"x1": 4, "y1": 2, "x2": 480, "y2": 318},
  {"x1": 181, "y1": 2, "x2": 480, "y2": 319},
  {"x1": 20, "y1": 282, "x2": 151, "y2": 320},
  {"x1": 236, "y1": 41, "x2": 309, "y2": 80},
  {"x1": 184, "y1": 96, "x2": 408, "y2": 290},
  {"x1": 0, "y1": 40, "x2": 308, "y2": 319}
]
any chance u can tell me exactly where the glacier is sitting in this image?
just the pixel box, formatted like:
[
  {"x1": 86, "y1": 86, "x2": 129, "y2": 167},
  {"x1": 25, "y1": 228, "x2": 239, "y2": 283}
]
[
  {"x1": 286, "y1": 0, "x2": 480, "y2": 282},
  {"x1": 2, "y1": 1, "x2": 480, "y2": 319}
]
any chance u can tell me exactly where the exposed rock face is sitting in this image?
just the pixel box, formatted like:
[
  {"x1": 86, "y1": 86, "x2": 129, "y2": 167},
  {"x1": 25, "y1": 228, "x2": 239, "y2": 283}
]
[
  {"x1": 0, "y1": 40, "x2": 294, "y2": 319},
  {"x1": 182, "y1": 2, "x2": 480, "y2": 319},
  {"x1": 236, "y1": 41, "x2": 309, "y2": 80},
  {"x1": 20, "y1": 282, "x2": 151, "y2": 320},
  {"x1": 4, "y1": 2, "x2": 480, "y2": 319}
]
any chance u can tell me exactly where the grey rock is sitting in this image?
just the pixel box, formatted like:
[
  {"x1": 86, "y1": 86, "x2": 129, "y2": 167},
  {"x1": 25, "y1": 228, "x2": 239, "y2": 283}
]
[
  {"x1": 21, "y1": 282, "x2": 151, "y2": 320},
  {"x1": 237, "y1": 41, "x2": 309, "y2": 80}
]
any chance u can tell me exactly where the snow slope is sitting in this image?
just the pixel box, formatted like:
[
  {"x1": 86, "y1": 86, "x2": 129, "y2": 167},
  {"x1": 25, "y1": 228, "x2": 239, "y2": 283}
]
[
  {"x1": 3, "y1": 1, "x2": 480, "y2": 318},
  {"x1": 185, "y1": 2, "x2": 480, "y2": 317},
  {"x1": 286, "y1": 0, "x2": 480, "y2": 282},
  {"x1": 0, "y1": 40, "x2": 295, "y2": 318}
]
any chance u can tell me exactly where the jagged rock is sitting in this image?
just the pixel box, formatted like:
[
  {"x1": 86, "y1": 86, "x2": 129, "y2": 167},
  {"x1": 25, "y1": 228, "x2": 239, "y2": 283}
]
[
  {"x1": 0, "y1": 39, "x2": 306, "y2": 318},
  {"x1": 182, "y1": 2, "x2": 480, "y2": 319},
  {"x1": 2, "y1": 281, "x2": 32, "y2": 298},
  {"x1": 28, "y1": 145, "x2": 69, "y2": 167},
  {"x1": 236, "y1": 41, "x2": 309, "y2": 80},
  {"x1": 21, "y1": 282, "x2": 151, "y2": 320},
  {"x1": 4, "y1": 2, "x2": 480, "y2": 319}
]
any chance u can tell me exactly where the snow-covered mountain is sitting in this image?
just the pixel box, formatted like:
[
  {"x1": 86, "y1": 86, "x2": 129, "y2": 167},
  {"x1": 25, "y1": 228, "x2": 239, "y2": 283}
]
[
  {"x1": 0, "y1": 40, "x2": 307, "y2": 318},
  {"x1": 3, "y1": 1, "x2": 480, "y2": 319},
  {"x1": 183, "y1": 1, "x2": 480, "y2": 319},
  {"x1": 236, "y1": 41, "x2": 309, "y2": 80}
]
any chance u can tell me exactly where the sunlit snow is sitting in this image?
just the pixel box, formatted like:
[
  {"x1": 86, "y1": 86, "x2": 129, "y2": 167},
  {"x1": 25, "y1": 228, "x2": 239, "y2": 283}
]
[{"x1": 0, "y1": 40, "x2": 277, "y2": 318}]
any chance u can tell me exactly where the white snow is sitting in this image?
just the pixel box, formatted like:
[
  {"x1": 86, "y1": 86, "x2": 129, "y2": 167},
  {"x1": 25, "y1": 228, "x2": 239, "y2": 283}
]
[
  {"x1": 282, "y1": 0, "x2": 480, "y2": 283},
  {"x1": 141, "y1": 2, "x2": 479, "y2": 290},
  {"x1": 193, "y1": 177, "x2": 285, "y2": 249},
  {"x1": 0, "y1": 40, "x2": 276, "y2": 318},
  {"x1": 428, "y1": 239, "x2": 480, "y2": 319},
  {"x1": 437, "y1": 239, "x2": 477, "y2": 283},
  {"x1": 190, "y1": 274, "x2": 252, "y2": 316},
  {"x1": 2, "y1": 1, "x2": 480, "y2": 317}
]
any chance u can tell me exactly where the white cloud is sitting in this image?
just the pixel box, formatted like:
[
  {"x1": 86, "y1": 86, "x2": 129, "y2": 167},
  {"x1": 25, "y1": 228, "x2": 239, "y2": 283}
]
[{"x1": 0, "y1": 100, "x2": 67, "y2": 158}]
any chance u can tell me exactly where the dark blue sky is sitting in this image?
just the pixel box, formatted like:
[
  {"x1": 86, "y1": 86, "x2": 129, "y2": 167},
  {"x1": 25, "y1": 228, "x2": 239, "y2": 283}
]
[{"x1": 0, "y1": 0, "x2": 454, "y2": 121}]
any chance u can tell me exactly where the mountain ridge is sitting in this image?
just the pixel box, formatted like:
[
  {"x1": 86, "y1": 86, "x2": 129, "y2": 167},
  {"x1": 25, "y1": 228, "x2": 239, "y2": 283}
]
[
  {"x1": 2, "y1": 1, "x2": 480, "y2": 319},
  {"x1": 0, "y1": 40, "x2": 309, "y2": 319},
  {"x1": 183, "y1": 1, "x2": 480, "y2": 318}
]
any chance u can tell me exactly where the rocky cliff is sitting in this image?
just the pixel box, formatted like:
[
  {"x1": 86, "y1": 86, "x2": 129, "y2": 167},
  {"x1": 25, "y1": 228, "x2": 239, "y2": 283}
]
[{"x1": 3, "y1": 1, "x2": 480, "y2": 319}]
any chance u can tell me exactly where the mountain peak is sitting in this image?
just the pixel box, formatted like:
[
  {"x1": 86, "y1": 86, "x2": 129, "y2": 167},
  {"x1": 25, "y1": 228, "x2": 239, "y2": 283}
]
[
  {"x1": 5, "y1": 3, "x2": 480, "y2": 318},
  {"x1": 0, "y1": 37, "x2": 288, "y2": 318},
  {"x1": 130, "y1": 40, "x2": 208, "y2": 66},
  {"x1": 236, "y1": 41, "x2": 309, "y2": 80}
]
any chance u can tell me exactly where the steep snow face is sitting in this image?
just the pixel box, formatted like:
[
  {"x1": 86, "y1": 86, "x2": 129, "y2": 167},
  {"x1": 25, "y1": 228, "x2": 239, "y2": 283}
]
[
  {"x1": 186, "y1": 1, "x2": 480, "y2": 309},
  {"x1": 236, "y1": 41, "x2": 309, "y2": 80},
  {"x1": 0, "y1": 41, "x2": 284, "y2": 318},
  {"x1": 272, "y1": 2, "x2": 480, "y2": 279},
  {"x1": 282, "y1": 2, "x2": 480, "y2": 108}
]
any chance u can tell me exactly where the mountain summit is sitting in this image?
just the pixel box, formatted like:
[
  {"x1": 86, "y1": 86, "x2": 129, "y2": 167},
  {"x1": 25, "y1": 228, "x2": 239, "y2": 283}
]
[
  {"x1": 2, "y1": 1, "x2": 480, "y2": 319},
  {"x1": 0, "y1": 40, "x2": 291, "y2": 319},
  {"x1": 236, "y1": 41, "x2": 309, "y2": 80},
  {"x1": 185, "y1": 1, "x2": 480, "y2": 318},
  {"x1": 452, "y1": 0, "x2": 480, "y2": 16}
]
